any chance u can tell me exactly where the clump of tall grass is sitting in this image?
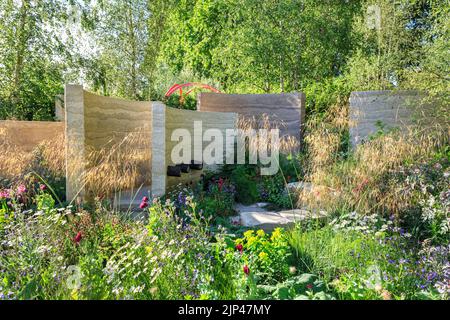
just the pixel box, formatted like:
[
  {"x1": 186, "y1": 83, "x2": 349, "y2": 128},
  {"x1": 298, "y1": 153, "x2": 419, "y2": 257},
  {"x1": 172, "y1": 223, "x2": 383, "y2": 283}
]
[
  {"x1": 1, "y1": 125, "x2": 151, "y2": 204},
  {"x1": 237, "y1": 114, "x2": 300, "y2": 155},
  {"x1": 299, "y1": 104, "x2": 449, "y2": 216},
  {"x1": 83, "y1": 129, "x2": 152, "y2": 199},
  {"x1": 0, "y1": 127, "x2": 65, "y2": 188}
]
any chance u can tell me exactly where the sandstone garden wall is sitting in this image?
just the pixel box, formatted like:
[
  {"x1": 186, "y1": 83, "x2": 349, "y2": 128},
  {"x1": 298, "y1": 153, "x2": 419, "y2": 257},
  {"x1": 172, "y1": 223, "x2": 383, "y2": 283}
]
[
  {"x1": 349, "y1": 90, "x2": 432, "y2": 147},
  {"x1": 163, "y1": 107, "x2": 238, "y2": 190},
  {"x1": 64, "y1": 85, "x2": 238, "y2": 203},
  {"x1": 64, "y1": 85, "x2": 153, "y2": 202},
  {"x1": 55, "y1": 94, "x2": 65, "y2": 121},
  {"x1": 0, "y1": 120, "x2": 64, "y2": 152},
  {"x1": 197, "y1": 92, "x2": 306, "y2": 148}
]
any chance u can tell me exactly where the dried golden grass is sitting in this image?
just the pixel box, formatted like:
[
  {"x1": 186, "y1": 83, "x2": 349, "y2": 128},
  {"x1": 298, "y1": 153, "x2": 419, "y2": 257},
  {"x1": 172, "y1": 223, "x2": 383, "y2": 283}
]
[
  {"x1": 298, "y1": 103, "x2": 448, "y2": 215},
  {"x1": 83, "y1": 128, "x2": 152, "y2": 198},
  {"x1": 1, "y1": 125, "x2": 151, "y2": 201},
  {"x1": 237, "y1": 113, "x2": 300, "y2": 154},
  {"x1": 0, "y1": 127, "x2": 65, "y2": 184}
]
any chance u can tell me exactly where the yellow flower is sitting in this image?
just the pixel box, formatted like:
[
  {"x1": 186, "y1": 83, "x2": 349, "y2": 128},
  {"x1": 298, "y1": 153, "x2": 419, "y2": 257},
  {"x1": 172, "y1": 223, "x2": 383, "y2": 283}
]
[
  {"x1": 258, "y1": 251, "x2": 268, "y2": 260},
  {"x1": 256, "y1": 229, "x2": 265, "y2": 237},
  {"x1": 247, "y1": 236, "x2": 258, "y2": 246},
  {"x1": 243, "y1": 230, "x2": 254, "y2": 239},
  {"x1": 271, "y1": 228, "x2": 282, "y2": 241}
]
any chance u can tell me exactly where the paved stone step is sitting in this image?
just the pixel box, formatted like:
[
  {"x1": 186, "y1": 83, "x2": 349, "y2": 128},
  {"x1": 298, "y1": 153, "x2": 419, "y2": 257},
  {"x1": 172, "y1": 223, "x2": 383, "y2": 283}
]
[{"x1": 234, "y1": 203, "x2": 327, "y2": 231}]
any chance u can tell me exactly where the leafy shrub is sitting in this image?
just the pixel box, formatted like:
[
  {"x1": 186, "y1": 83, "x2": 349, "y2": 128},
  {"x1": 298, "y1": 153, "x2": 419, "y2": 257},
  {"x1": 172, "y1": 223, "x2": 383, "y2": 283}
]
[
  {"x1": 257, "y1": 273, "x2": 335, "y2": 300},
  {"x1": 198, "y1": 177, "x2": 236, "y2": 218},
  {"x1": 382, "y1": 157, "x2": 450, "y2": 244},
  {"x1": 260, "y1": 174, "x2": 292, "y2": 209},
  {"x1": 163, "y1": 94, "x2": 197, "y2": 110},
  {"x1": 231, "y1": 166, "x2": 259, "y2": 205}
]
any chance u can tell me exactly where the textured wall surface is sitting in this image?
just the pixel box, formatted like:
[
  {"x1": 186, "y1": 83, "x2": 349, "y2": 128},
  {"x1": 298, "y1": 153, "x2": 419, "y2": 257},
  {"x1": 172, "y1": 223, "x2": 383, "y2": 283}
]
[
  {"x1": 197, "y1": 92, "x2": 305, "y2": 143},
  {"x1": 349, "y1": 90, "x2": 427, "y2": 146},
  {"x1": 65, "y1": 88, "x2": 305, "y2": 199},
  {"x1": 165, "y1": 107, "x2": 238, "y2": 189},
  {"x1": 83, "y1": 91, "x2": 152, "y2": 148},
  {"x1": 65, "y1": 85, "x2": 153, "y2": 201},
  {"x1": 55, "y1": 95, "x2": 65, "y2": 121},
  {"x1": 65, "y1": 85, "x2": 86, "y2": 200},
  {"x1": 0, "y1": 120, "x2": 64, "y2": 152}
]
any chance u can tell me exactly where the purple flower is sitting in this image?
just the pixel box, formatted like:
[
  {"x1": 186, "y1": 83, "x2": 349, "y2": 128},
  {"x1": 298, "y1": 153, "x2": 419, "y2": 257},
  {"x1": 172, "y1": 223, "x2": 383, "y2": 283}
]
[{"x1": 427, "y1": 272, "x2": 438, "y2": 282}]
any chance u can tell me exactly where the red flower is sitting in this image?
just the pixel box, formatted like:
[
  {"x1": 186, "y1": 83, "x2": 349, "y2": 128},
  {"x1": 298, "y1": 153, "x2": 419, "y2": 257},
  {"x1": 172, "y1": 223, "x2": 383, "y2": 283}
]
[
  {"x1": 243, "y1": 265, "x2": 250, "y2": 275},
  {"x1": 235, "y1": 243, "x2": 243, "y2": 252},
  {"x1": 139, "y1": 201, "x2": 148, "y2": 209},
  {"x1": 306, "y1": 283, "x2": 313, "y2": 290},
  {"x1": 142, "y1": 196, "x2": 149, "y2": 202},
  {"x1": 218, "y1": 178, "x2": 224, "y2": 192},
  {"x1": 74, "y1": 232, "x2": 82, "y2": 244}
]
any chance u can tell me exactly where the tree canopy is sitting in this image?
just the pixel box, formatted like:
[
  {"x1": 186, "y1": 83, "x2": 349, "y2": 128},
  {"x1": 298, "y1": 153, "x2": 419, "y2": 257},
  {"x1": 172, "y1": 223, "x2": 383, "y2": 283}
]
[{"x1": 0, "y1": 0, "x2": 448, "y2": 119}]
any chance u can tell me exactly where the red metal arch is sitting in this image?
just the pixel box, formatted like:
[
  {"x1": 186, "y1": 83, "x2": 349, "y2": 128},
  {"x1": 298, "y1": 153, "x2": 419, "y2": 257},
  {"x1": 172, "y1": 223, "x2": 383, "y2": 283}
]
[{"x1": 164, "y1": 82, "x2": 221, "y2": 99}]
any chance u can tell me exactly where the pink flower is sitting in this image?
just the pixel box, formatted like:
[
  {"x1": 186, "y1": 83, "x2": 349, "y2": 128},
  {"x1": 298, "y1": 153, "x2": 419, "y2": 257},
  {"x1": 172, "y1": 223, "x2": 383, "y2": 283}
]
[
  {"x1": 73, "y1": 232, "x2": 82, "y2": 244},
  {"x1": 142, "y1": 196, "x2": 149, "y2": 202},
  {"x1": 39, "y1": 184, "x2": 47, "y2": 191},
  {"x1": 243, "y1": 265, "x2": 250, "y2": 275},
  {"x1": 139, "y1": 201, "x2": 148, "y2": 209},
  {"x1": 235, "y1": 244, "x2": 243, "y2": 252},
  {"x1": 17, "y1": 184, "x2": 27, "y2": 194},
  {"x1": 0, "y1": 189, "x2": 11, "y2": 199}
]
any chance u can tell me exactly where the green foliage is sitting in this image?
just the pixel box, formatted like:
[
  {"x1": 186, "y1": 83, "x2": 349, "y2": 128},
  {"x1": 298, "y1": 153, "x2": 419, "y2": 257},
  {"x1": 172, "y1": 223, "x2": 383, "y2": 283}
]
[
  {"x1": 384, "y1": 155, "x2": 450, "y2": 244},
  {"x1": 197, "y1": 181, "x2": 236, "y2": 218},
  {"x1": 303, "y1": 77, "x2": 352, "y2": 115},
  {"x1": 0, "y1": 0, "x2": 66, "y2": 120},
  {"x1": 346, "y1": 0, "x2": 449, "y2": 100},
  {"x1": 258, "y1": 274, "x2": 335, "y2": 300},
  {"x1": 2, "y1": 0, "x2": 448, "y2": 120},
  {"x1": 164, "y1": 93, "x2": 197, "y2": 110},
  {"x1": 260, "y1": 174, "x2": 291, "y2": 209},
  {"x1": 288, "y1": 210, "x2": 450, "y2": 300},
  {"x1": 35, "y1": 193, "x2": 55, "y2": 213},
  {"x1": 162, "y1": 0, "x2": 359, "y2": 94},
  {"x1": 230, "y1": 166, "x2": 258, "y2": 205}
]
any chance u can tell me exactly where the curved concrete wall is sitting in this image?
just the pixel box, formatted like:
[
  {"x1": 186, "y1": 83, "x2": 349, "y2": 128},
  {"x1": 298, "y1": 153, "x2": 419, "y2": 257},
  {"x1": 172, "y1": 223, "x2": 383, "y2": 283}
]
[
  {"x1": 0, "y1": 120, "x2": 64, "y2": 152},
  {"x1": 64, "y1": 85, "x2": 238, "y2": 201},
  {"x1": 83, "y1": 91, "x2": 152, "y2": 148},
  {"x1": 349, "y1": 90, "x2": 429, "y2": 146},
  {"x1": 164, "y1": 107, "x2": 238, "y2": 189},
  {"x1": 65, "y1": 85, "x2": 153, "y2": 201},
  {"x1": 197, "y1": 92, "x2": 305, "y2": 144}
]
